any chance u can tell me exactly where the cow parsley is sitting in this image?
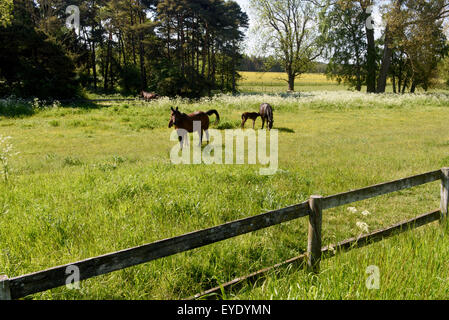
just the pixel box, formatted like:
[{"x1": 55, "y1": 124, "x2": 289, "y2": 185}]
[{"x1": 0, "y1": 135, "x2": 19, "y2": 182}]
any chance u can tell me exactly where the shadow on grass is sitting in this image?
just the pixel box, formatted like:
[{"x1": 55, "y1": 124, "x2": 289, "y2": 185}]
[
  {"x1": 216, "y1": 120, "x2": 242, "y2": 130},
  {"x1": 0, "y1": 98, "x2": 101, "y2": 118},
  {"x1": 57, "y1": 99, "x2": 101, "y2": 110},
  {"x1": 276, "y1": 127, "x2": 295, "y2": 133}
]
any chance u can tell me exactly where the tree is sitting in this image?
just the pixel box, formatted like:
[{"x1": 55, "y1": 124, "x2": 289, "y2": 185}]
[
  {"x1": 155, "y1": 0, "x2": 248, "y2": 97},
  {"x1": 1, "y1": 0, "x2": 248, "y2": 99},
  {"x1": 324, "y1": 1, "x2": 368, "y2": 91},
  {"x1": 0, "y1": 0, "x2": 79, "y2": 98},
  {"x1": 376, "y1": 0, "x2": 449, "y2": 93},
  {"x1": 249, "y1": 0, "x2": 324, "y2": 92},
  {"x1": 375, "y1": 0, "x2": 401, "y2": 93},
  {"x1": 335, "y1": 0, "x2": 377, "y2": 92},
  {"x1": 0, "y1": 0, "x2": 13, "y2": 27}
]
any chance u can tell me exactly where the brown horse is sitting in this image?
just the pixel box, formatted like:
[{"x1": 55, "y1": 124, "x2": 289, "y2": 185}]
[
  {"x1": 259, "y1": 103, "x2": 274, "y2": 130},
  {"x1": 168, "y1": 107, "x2": 220, "y2": 148},
  {"x1": 141, "y1": 91, "x2": 159, "y2": 101},
  {"x1": 241, "y1": 112, "x2": 260, "y2": 129}
]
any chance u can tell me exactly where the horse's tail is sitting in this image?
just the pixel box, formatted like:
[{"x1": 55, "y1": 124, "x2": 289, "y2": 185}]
[{"x1": 206, "y1": 109, "x2": 220, "y2": 125}]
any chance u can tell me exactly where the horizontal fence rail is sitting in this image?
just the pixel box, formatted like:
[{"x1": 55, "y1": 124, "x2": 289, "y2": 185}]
[
  {"x1": 322, "y1": 210, "x2": 442, "y2": 255},
  {"x1": 190, "y1": 209, "x2": 442, "y2": 300},
  {"x1": 321, "y1": 170, "x2": 442, "y2": 210},
  {"x1": 1, "y1": 168, "x2": 447, "y2": 300},
  {"x1": 6, "y1": 202, "x2": 310, "y2": 299}
]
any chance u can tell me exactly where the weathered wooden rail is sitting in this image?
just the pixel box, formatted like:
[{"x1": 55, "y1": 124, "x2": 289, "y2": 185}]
[
  {"x1": 1, "y1": 168, "x2": 448, "y2": 300},
  {"x1": 190, "y1": 209, "x2": 442, "y2": 299}
]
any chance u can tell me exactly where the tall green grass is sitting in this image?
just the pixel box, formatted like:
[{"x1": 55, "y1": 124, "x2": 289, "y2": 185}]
[
  {"x1": 1, "y1": 92, "x2": 449, "y2": 299},
  {"x1": 233, "y1": 223, "x2": 449, "y2": 300}
]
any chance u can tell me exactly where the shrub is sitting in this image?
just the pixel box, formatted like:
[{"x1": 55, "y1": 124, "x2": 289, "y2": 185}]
[{"x1": 0, "y1": 97, "x2": 34, "y2": 117}]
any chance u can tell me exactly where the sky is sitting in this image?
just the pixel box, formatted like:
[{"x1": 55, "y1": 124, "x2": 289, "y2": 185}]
[{"x1": 234, "y1": 0, "x2": 258, "y2": 55}]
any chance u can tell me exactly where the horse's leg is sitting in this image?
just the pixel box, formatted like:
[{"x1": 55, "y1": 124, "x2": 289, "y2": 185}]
[
  {"x1": 180, "y1": 131, "x2": 189, "y2": 148},
  {"x1": 241, "y1": 118, "x2": 246, "y2": 129},
  {"x1": 185, "y1": 132, "x2": 189, "y2": 147},
  {"x1": 178, "y1": 135, "x2": 183, "y2": 150},
  {"x1": 194, "y1": 126, "x2": 202, "y2": 147},
  {"x1": 252, "y1": 119, "x2": 256, "y2": 129},
  {"x1": 205, "y1": 129, "x2": 210, "y2": 144},
  {"x1": 261, "y1": 117, "x2": 265, "y2": 129}
]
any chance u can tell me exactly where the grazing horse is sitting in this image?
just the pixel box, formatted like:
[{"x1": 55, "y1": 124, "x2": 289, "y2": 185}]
[
  {"x1": 141, "y1": 91, "x2": 159, "y2": 101},
  {"x1": 259, "y1": 103, "x2": 274, "y2": 130},
  {"x1": 241, "y1": 112, "x2": 260, "y2": 129},
  {"x1": 168, "y1": 107, "x2": 220, "y2": 148}
]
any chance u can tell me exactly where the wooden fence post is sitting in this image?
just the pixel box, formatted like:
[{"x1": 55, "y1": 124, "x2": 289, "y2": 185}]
[
  {"x1": 441, "y1": 168, "x2": 449, "y2": 221},
  {"x1": 0, "y1": 275, "x2": 11, "y2": 300},
  {"x1": 308, "y1": 195, "x2": 323, "y2": 273}
]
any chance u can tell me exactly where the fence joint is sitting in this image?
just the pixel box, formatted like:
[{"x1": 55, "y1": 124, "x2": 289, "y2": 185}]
[
  {"x1": 0, "y1": 275, "x2": 11, "y2": 300},
  {"x1": 440, "y1": 168, "x2": 449, "y2": 222},
  {"x1": 307, "y1": 195, "x2": 323, "y2": 273}
]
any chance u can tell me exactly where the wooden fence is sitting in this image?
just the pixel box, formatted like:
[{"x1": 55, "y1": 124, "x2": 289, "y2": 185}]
[{"x1": 1, "y1": 168, "x2": 448, "y2": 300}]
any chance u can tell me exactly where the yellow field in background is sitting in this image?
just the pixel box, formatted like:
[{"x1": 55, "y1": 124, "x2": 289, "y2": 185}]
[
  {"x1": 239, "y1": 72, "x2": 335, "y2": 84},
  {"x1": 238, "y1": 71, "x2": 449, "y2": 93},
  {"x1": 237, "y1": 71, "x2": 345, "y2": 92}
]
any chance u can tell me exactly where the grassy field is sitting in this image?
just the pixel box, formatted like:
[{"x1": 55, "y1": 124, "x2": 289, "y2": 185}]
[{"x1": 2, "y1": 91, "x2": 449, "y2": 299}]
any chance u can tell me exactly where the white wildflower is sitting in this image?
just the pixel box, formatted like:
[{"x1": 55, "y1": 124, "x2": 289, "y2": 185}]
[
  {"x1": 361, "y1": 210, "x2": 371, "y2": 216},
  {"x1": 347, "y1": 207, "x2": 357, "y2": 214},
  {"x1": 0, "y1": 135, "x2": 18, "y2": 182},
  {"x1": 356, "y1": 221, "x2": 369, "y2": 234}
]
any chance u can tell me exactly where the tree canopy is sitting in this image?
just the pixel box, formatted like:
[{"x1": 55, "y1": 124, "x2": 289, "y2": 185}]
[
  {"x1": 249, "y1": 0, "x2": 325, "y2": 91},
  {"x1": 0, "y1": 0, "x2": 248, "y2": 99},
  {"x1": 2, "y1": 0, "x2": 449, "y2": 97}
]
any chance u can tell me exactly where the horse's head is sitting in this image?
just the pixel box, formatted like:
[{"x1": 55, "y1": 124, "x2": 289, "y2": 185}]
[{"x1": 169, "y1": 107, "x2": 181, "y2": 128}]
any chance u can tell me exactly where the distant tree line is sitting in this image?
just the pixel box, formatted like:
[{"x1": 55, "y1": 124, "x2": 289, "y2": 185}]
[
  {"x1": 0, "y1": 0, "x2": 248, "y2": 99},
  {"x1": 239, "y1": 55, "x2": 283, "y2": 72}
]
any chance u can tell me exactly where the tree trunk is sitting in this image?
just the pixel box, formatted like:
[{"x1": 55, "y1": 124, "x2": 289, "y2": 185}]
[
  {"x1": 92, "y1": 40, "x2": 97, "y2": 90},
  {"x1": 410, "y1": 80, "x2": 416, "y2": 93},
  {"x1": 181, "y1": 22, "x2": 185, "y2": 75},
  {"x1": 130, "y1": 7, "x2": 137, "y2": 65},
  {"x1": 211, "y1": 43, "x2": 216, "y2": 89},
  {"x1": 231, "y1": 41, "x2": 237, "y2": 93},
  {"x1": 402, "y1": 77, "x2": 408, "y2": 94},
  {"x1": 366, "y1": 26, "x2": 377, "y2": 93},
  {"x1": 355, "y1": 62, "x2": 362, "y2": 91},
  {"x1": 202, "y1": 24, "x2": 208, "y2": 77},
  {"x1": 104, "y1": 31, "x2": 112, "y2": 91},
  {"x1": 287, "y1": 68, "x2": 295, "y2": 92},
  {"x1": 376, "y1": 26, "x2": 393, "y2": 93},
  {"x1": 392, "y1": 74, "x2": 396, "y2": 93},
  {"x1": 138, "y1": 12, "x2": 147, "y2": 90}
]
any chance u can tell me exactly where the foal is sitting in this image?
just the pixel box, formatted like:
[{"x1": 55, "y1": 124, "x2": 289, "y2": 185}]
[
  {"x1": 241, "y1": 112, "x2": 260, "y2": 129},
  {"x1": 168, "y1": 107, "x2": 220, "y2": 148}
]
